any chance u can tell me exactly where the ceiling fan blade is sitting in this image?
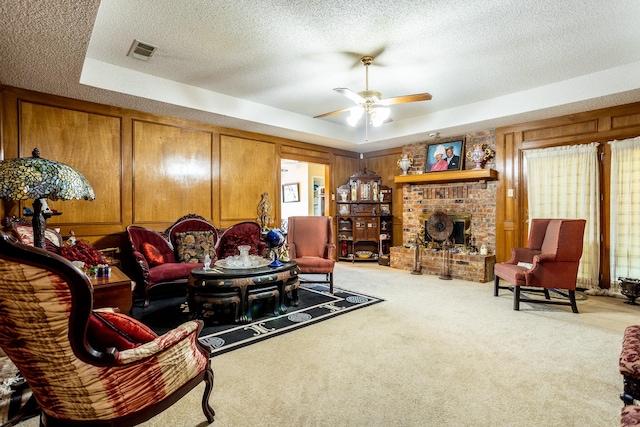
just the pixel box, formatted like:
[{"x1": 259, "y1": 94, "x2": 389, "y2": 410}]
[
  {"x1": 378, "y1": 93, "x2": 433, "y2": 106},
  {"x1": 334, "y1": 88, "x2": 365, "y2": 104},
  {"x1": 314, "y1": 107, "x2": 354, "y2": 119}
]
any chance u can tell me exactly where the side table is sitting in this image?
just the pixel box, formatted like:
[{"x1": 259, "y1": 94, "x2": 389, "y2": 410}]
[{"x1": 90, "y1": 266, "x2": 135, "y2": 313}]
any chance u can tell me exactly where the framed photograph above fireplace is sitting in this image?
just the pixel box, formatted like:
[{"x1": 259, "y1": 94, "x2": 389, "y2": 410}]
[{"x1": 425, "y1": 139, "x2": 464, "y2": 172}]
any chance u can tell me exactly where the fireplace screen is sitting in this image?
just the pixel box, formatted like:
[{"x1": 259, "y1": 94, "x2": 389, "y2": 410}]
[{"x1": 423, "y1": 213, "x2": 470, "y2": 247}]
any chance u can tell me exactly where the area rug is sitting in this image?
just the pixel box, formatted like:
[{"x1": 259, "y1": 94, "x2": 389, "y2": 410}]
[{"x1": 132, "y1": 284, "x2": 383, "y2": 357}]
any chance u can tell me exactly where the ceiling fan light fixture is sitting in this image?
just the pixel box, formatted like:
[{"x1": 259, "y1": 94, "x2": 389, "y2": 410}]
[
  {"x1": 370, "y1": 107, "x2": 390, "y2": 127},
  {"x1": 347, "y1": 107, "x2": 364, "y2": 126},
  {"x1": 314, "y1": 55, "x2": 431, "y2": 126}
]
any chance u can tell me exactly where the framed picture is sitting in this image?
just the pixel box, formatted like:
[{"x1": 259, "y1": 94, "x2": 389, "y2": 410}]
[
  {"x1": 282, "y1": 183, "x2": 300, "y2": 203},
  {"x1": 425, "y1": 139, "x2": 464, "y2": 172}
]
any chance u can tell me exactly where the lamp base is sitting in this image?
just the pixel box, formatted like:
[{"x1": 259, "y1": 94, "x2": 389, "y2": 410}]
[{"x1": 31, "y1": 198, "x2": 47, "y2": 250}]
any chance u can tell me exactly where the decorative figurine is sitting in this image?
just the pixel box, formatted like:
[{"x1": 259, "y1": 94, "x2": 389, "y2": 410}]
[
  {"x1": 279, "y1": 244, "x2": 290, "y2": 262},
  {"x1": 256, "y1": 192, "x2": 273, "y2": 232}
]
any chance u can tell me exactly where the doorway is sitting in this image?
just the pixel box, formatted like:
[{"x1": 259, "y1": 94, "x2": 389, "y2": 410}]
[{"x1": 280, "y1": 160, "x2": 326, "y2": 223}]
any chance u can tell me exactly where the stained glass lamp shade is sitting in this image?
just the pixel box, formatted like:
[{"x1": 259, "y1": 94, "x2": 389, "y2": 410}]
[{"x1": 0, "y1": 148, "x2": 95, "y2": 249}]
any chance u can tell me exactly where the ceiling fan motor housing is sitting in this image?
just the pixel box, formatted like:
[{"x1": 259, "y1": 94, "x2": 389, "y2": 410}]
[{"x1": 358, "y1": 90, "x2": 382, "y2": 102}]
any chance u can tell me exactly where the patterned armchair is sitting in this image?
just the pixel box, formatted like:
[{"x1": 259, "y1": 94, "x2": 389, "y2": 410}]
[
  {"x1": 494, "y1": 218, "x2": 586, "y2": 313},
  {"x1": 0, "y1": 231, "x2": 214, "y2": 426},
  {"x1": 4, "y1": 215, "x2": 63, "y2": 250}
]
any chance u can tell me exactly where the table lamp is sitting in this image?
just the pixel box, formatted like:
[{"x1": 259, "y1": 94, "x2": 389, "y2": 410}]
[{"x1": 0, "y1": 148, "x2": 95, "y2": 249}]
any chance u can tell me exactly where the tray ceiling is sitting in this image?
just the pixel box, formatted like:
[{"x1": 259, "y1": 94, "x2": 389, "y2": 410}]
[{"x1": 2, "y1": 0, "x2": 640, "y2": 152}]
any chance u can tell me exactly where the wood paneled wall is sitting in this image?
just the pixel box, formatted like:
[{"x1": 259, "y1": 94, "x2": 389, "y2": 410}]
[
  {"x1": 133, "y1": 120, "x2": 215, "y2": 224},
  {"x1": 0, "y1": 86, "x2": 359, "y2": 260},
  {"x1": 219, "y1": 135, "x2": 276, "y2": 227},
  {"x1": 363, "y1": 147, "x2": 403, "y2": 247}
]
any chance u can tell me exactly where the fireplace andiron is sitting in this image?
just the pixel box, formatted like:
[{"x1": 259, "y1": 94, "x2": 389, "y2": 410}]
[{"x1": 410, "y1": 235, "x2": 422, "y2": 275}]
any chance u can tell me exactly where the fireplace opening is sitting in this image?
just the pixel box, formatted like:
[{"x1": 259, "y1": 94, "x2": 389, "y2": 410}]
[{"x1": 422, "y1": 213, "x2": 471, "y2": 247}]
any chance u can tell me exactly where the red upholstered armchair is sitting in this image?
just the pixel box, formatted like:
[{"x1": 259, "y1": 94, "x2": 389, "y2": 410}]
[
  {"x1": 126, "y1": 215, "x2": 219, "y2": 307},
  {"x1": 494, "y1": 218, "x2": 586, "y2": 313},
  {"x1": 126, "y1": 225, "x2": 197, "y2": 308},
  {"x1": 0, "y1": 231, "x2": 214, "y2": 426},
  {"x1": 286, "y1": 216, "x2": 336, "y2": 293}
]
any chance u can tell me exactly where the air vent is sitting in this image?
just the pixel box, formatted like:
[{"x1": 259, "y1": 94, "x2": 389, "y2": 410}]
[{"x1": 127, "y1": 39, "x2": 157, "y2": 61}]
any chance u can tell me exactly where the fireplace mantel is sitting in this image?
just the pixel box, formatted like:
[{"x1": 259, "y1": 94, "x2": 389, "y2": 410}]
[{"x1": 394, "y1": 168, "x2": 498, "y2": 184}]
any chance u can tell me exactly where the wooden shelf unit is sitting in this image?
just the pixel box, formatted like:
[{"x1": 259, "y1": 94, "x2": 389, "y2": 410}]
[{"x1": 336, "y1": 170, "x2": 392, "y2": 263}]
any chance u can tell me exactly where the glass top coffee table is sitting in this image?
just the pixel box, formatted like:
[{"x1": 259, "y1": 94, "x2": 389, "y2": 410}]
[{"x1": 188, "y1": 261, "x2": 299, "y2": 324}]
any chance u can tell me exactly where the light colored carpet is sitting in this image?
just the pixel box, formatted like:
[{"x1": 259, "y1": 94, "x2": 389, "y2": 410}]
[{"x1": 20, "y1": 263, "x2": 636, "y2": 426}]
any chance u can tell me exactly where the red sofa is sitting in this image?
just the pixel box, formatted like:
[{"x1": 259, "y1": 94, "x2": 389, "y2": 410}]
[{"x1": 126, "y1": 214, "x2": 265, "y2": 308}]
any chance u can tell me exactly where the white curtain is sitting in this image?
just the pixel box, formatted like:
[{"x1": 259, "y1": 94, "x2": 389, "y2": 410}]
[
  {"x1": 524, "y1": 143, "x2": 600, "y2": 289},
  {"x1": 609, "y1": 136, "x2": 640, "y2": 290}
]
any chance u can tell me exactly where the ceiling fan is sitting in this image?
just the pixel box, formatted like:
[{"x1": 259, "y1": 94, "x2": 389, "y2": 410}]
[{"x1": 314, "y1": 56, "x2": 432, "y2": 127}]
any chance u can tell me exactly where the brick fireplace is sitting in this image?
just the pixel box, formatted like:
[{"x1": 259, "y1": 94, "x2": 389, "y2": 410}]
[{"x1": 390, "y1": 131, "x2": 497, "y2": 282}]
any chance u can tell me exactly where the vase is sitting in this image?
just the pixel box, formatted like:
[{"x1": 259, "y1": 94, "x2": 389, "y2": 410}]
[
  {"x1": 468, "y1": 144, "x2": 491, "y2": 170},
  {"x1": 238, "y1": 245, "x2": 251, "y2": 266},
  {"x1": 397, "y1": 154, "x2": 413, "y2": 175}
]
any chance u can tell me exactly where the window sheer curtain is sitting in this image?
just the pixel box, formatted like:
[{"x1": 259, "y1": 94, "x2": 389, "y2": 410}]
[
  {"x1": 609, "y1": 136, "x2": 640, "y2": 290},
  {"x1": 524, "y1": 143, "x2": 600, "y2": 289}
]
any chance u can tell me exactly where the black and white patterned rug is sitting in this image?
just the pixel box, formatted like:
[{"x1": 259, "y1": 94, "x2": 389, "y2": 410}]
[{"x1": 132, "y1": 284, "x2": 383, "y2": 357}]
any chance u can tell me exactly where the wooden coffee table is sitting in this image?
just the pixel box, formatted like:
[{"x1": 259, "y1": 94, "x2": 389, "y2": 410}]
[
  {"x1": 188, "y1": 261, "x2": 299, "y2": 324},
  {"x1": 90, "y1": 266, "x2": 134, "y2": 313}
]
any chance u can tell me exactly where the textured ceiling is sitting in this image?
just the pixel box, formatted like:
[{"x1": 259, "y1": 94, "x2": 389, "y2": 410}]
[{"x1": 2, "y1": 0, "x2": 640, "y2": 153}]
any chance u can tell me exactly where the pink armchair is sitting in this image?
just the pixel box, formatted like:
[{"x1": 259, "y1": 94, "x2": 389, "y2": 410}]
[
  {"x1": 286, "y1": 216, "x2": 336, "y2": 294},
  {"x1": 494, "y1": 218, "x2": 586, "y2": 313},
  {"x1": 0, "y1": 231, "x2": 214, "y2": 426}
]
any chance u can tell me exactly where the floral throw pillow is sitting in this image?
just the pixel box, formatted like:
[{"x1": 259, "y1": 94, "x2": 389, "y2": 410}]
[{"x1": 174, "y1": 231, "x2": 217, "y2": 264}]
